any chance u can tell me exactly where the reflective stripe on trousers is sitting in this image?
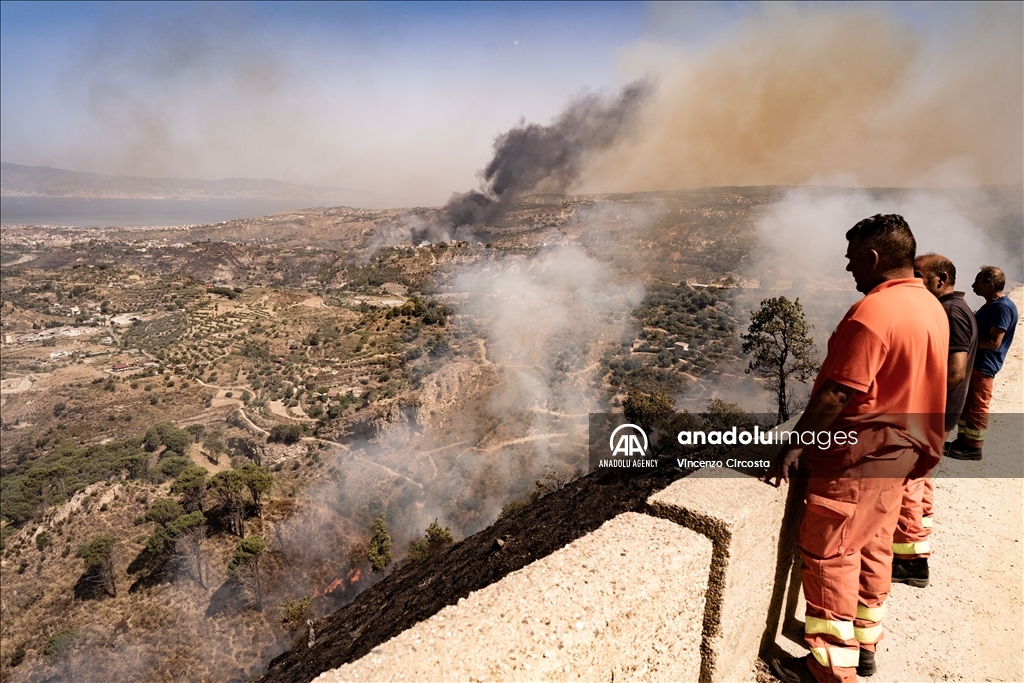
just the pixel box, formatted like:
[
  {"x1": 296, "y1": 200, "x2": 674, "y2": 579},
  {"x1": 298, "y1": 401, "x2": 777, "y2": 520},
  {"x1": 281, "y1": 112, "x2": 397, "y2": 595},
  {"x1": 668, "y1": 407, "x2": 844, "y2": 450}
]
[
  {"x1": 892, "y1": 540, "x2": 931, "y2": 555},
  {"x1": 806, "y1": 616, "x2": 855, "y2": 641},
  {"x1": 853, "y1": 602, "x2": 886, "y2": 646},
  {"x1": 810, "y1": 646, "x2": 860, "y2": 669},
  {"x1": 956, "y1": 420, "x2": 986, "y2": 441},
  {"x1": 856, "y1": 602, "x2": 887, "y2": 622}
]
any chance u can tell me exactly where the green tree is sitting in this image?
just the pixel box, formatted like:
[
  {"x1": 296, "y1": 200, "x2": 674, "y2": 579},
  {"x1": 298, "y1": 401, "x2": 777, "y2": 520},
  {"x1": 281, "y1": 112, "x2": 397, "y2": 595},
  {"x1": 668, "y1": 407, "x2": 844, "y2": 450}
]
[
  {"x1": 280, "y1": 596, "x2": 312, "y2": 631},
  {"x1": 157, "y1": 455, "x2": 192, "y2": 478},
  {"x1": 168, "y1": 511, "x2": 208, "y2": 587},
  {"x1": 701, "y1": 398, "x2": 749, "y2": 431},
  {"x1": 367, "y1": 514, "x2": 392, "y2": 572},
  {"x1": 203, "y1": 435, "x2": 226, "y2": 457},
  {"x1": 209, "y1": 470, "x2": 247, "y2": 536},
  {"x1": 144, "y1": 422, "x2": 193, "y2": 453},
  {"x1": 171, "y1": 466, "x2": 208, "y2": 513},
  {"x1": 239, "y1": 463, "x2": 273, "y2": 518},
  {"x1": 407, "y1": 519, "x2": 454, "y2": 561},
  {"x1": 185, "y1": 423, "x2": 206, "y2": 439},
  {"x1": 77, "y1": 534, "x2": 118, "y2": 597},
  {"x1": 268, "y1": 423, "x2": 303, "y2": 444},
  {"x1": 43, "y1": 628, "x2": 76, "y2": 681},
  {"x1": 228, "y1": 534, "x2": 266, "y2": 610},
  {"x1": 622, "y1": 387, "x2": 675, "y2": 434},
  {"x1": 144, "y1": 498, "x2": 184, "y2": 526},
  {"x1": 740, "y1": 296, "x2": 819, "y2": 423}
]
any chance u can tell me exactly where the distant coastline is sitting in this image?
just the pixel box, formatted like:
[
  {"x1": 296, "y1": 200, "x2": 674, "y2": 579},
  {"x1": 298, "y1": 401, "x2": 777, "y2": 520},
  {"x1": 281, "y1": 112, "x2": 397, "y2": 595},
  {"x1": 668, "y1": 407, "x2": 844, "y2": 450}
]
[
  {"x1": 0, "y1": 196, "x2": 338, "y2": 228},
  {"x1": 0, "y1": 162, "x2": 402, "y2": 205}
]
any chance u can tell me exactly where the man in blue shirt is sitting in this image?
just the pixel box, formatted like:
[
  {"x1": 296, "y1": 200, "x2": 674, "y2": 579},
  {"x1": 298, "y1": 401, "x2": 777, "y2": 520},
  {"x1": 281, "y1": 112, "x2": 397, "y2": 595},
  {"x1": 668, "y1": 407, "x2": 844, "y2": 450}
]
[{"x1": 948, "y1": 266, "x2": 1018, "y2": 460}]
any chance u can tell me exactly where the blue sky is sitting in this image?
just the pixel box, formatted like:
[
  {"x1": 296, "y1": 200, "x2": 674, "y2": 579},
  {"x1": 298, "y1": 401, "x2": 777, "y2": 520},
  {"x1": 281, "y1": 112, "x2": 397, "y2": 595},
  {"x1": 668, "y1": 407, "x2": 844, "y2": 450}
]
[{"x1": 2, "y1": 2, "x2": 1020, "y2": 202}]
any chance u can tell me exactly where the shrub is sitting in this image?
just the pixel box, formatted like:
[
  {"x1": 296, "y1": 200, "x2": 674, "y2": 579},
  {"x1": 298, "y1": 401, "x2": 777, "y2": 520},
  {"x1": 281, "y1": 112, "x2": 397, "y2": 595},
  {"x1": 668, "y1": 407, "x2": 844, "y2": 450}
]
[
  {"x1": 366, "y1": 514, "x2": 392, "y2": 572},
  {"x1": 43, "y1": 628, "x2": 76, "y2": 662},
  {"x1": 268, "y1": 424, "x2": 303, "y2": 444},
  {"x1": 407, "y1": 519, "x2": 454, "y2": 562},
  {"x1": 280, "y1": 596, "x2": 312, "y2": 631}
]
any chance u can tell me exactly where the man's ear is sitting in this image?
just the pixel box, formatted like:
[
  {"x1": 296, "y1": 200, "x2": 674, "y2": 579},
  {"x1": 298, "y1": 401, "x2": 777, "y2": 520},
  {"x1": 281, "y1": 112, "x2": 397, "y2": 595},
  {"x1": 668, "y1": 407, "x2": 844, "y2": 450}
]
[
  {"x1": 937, "y1": 271, "x2": 949, "y2": 285},
  {"x1": 867, "y1": 249, "x2": 881, "y2": 269}
]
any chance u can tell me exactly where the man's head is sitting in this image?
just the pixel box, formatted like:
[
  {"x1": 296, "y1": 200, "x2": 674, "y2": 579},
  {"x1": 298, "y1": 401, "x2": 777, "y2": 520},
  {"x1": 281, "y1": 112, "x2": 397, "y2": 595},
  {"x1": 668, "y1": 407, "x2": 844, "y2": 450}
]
[
  {"x1": 972, "y1": 265, "x2": 1006, "y2": 302},
  {"x1": 845, "y1": 214, "x2": 916, "y2": 294},
  {"x1": 914, "y1": 253, "x2": 956, "y2": 299}
]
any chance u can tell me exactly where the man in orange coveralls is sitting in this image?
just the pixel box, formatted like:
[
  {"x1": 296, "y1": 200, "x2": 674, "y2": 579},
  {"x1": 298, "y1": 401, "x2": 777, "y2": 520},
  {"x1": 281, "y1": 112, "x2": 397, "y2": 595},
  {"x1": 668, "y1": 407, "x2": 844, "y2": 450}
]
[{"x1": 764, "y1": 214, "x2": 948, "y2": 683}]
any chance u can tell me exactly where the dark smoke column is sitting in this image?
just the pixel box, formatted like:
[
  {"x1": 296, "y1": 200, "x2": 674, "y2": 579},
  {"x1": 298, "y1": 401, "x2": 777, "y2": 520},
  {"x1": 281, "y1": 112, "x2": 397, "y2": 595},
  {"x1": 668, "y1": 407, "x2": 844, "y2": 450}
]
[{"x1": 441, "y1": 81, "x2": 650, "y2": 230}]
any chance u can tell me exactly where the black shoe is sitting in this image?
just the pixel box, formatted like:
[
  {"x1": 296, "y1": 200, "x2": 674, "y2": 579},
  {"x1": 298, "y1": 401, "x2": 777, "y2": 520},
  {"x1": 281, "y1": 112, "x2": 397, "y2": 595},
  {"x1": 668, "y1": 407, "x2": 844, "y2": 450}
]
[
  {"x1": 946, "y1": 443, "x2": 982, "y2": 460},
  {"x1": 771, "y1": 656, "x2": 819, "y2": 683},
  {"x1": 892, "y1": 557, "x2": 930, "y2": 587},
  {"x1": 857, "y1": 648, "x2": 876, "y2": 677}
]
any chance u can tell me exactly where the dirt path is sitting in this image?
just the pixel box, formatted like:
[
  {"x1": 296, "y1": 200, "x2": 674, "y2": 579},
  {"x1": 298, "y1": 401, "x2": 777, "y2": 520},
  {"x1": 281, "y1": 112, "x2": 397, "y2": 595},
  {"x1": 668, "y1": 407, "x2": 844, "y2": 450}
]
[
  {"x1": 352, "y1": 454, "x2": 424, "y2": 490},
  {"x1": 479, "y1": 432, "x2": 568, "y2": 453},
  {"x1": 475, "y1": 338, "x2": 491, "y2": 364},
  {"x1": 303, "y1": 436, "x2": 425, "y2": 490},
  {"x1": 234, "y1": 408, "x2": 270, "y2": 436},
  {"x1": 268, "y1": 399, "x2": 314, "y2": 421}
]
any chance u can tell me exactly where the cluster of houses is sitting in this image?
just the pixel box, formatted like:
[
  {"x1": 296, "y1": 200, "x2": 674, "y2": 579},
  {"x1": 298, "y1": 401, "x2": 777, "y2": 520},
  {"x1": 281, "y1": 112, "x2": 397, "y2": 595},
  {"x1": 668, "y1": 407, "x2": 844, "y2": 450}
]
[{"x1": 110, "y1": 357, "x2": 159, "y2": 373}]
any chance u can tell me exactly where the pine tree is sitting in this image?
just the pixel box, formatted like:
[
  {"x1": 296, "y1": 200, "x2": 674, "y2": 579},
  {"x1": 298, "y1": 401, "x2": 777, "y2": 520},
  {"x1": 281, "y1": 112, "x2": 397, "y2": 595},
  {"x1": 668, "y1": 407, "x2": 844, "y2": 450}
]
[
  {"x1": 741, "y1": 296, "x2": 819, "y2": 423},
  {"x1": 366, "y1": 514, "x2": 393, "y2": 572}
]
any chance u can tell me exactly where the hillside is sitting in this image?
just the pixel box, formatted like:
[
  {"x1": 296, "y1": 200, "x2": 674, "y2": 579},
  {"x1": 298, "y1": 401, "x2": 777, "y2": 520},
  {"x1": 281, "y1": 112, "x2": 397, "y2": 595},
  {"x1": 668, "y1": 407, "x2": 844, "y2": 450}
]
[{"x1": 1, "y1": 186, "x2": 1021, "y2": 682}]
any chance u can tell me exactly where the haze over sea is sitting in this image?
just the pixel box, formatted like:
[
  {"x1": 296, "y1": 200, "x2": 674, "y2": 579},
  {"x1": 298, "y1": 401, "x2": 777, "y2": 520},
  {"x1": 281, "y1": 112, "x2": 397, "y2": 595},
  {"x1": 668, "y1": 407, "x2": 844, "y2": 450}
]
[{"x1": 0, "y1": 196, "x2": 330, "y2": 228}]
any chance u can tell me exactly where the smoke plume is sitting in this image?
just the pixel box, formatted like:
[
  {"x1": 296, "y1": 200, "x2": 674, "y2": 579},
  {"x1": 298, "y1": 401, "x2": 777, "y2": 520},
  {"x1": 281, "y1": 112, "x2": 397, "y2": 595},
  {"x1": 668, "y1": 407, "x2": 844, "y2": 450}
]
[
  {"x1": 580, "y1": 3, "x2": 1023, "y2": 192},
  {"x1": 438, "y1": 83, "x2": 650, "y2": 233}
]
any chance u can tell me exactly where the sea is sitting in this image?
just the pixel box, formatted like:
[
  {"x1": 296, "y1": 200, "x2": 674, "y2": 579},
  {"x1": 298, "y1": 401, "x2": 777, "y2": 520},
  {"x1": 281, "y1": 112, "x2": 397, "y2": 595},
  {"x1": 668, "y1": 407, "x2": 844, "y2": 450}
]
[{"x1": 0, "y1": 196, "x2": 336, "y2": 228}]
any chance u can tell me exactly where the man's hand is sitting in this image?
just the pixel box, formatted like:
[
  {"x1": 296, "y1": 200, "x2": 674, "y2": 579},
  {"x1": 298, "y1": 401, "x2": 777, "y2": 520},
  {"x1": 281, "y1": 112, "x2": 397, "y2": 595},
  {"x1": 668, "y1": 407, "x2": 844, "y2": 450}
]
[
  {"x1": 758, "y1": 378, "x2": 856, "y2": 487},
  {"x1": 761, "y1": 445, "x2": 803, "y2": 487}
]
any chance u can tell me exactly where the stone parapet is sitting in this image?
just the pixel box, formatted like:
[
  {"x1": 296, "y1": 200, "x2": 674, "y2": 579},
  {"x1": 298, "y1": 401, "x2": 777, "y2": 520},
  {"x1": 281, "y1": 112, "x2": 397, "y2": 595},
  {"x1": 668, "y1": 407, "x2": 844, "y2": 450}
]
[
  {"x1": 648, "y1": 455, "x2": 795, "y2": 683},
  {"x1": 313, "y1": 512, "x2": 713, "y2": 683}
]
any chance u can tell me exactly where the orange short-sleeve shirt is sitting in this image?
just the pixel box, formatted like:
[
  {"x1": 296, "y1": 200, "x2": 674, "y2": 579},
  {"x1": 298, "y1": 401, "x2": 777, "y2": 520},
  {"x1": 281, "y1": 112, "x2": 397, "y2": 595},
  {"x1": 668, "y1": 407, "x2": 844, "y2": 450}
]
[{"x1": 806, "y1": 278, "x2": 949, "y2": 473}]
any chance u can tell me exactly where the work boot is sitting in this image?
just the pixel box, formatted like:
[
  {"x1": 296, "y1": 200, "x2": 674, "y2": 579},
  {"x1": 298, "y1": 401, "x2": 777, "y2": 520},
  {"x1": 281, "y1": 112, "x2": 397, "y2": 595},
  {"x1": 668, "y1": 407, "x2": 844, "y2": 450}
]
[
  {"x1": 771, "y1": 656, "x2": 819, "y2": 683},
  {"x1": 892, "y1": 557, "x2": 930, "y2": 587},
  {"x1": 857, "y1": 648, "x2": 876, "y2": 677},
  {"x1": 946, "y1": 442, "x2": 982, "y2": 460}
]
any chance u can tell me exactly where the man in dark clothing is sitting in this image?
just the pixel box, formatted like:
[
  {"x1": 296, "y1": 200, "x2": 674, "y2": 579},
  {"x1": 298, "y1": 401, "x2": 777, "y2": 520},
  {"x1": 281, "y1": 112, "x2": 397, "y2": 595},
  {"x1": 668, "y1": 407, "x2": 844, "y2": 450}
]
[
  {"x1": 949, "y1": 266, "x2": 1019, "y2": 460},
  {"x1": 891, "y1": 254, "x2": 978, "y2": 589}
]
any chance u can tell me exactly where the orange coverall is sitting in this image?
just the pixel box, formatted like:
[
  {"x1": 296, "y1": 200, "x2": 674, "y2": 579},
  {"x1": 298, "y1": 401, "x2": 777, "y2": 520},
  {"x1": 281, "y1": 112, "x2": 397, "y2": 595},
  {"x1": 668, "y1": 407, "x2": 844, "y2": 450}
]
[{"x1": 799, "y1": 279, "x2": 948, "y2": 683}]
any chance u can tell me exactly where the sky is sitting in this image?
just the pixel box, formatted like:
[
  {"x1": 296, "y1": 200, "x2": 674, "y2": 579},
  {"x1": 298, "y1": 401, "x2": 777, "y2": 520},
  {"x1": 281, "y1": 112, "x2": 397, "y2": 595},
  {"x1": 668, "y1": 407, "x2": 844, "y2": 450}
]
[{"x1": 1, "y1": 1, "x2": 1021, "y2": 205}]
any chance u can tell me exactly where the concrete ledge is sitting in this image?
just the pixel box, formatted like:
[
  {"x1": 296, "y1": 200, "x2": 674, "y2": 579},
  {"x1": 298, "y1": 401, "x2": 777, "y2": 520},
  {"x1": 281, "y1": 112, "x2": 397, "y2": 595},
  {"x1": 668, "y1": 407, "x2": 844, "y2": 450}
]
[
  {"x1": 313, "y1": 512, "x2": 713, "y2": 683},
  {"x1": 648, "y1": 454, "x2": 793, "y2": 683}
]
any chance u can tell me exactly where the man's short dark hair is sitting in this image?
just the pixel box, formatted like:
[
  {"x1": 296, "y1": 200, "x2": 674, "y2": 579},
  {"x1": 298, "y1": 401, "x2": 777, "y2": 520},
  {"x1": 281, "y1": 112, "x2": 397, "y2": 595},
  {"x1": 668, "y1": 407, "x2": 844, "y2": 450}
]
[
  {"x1": 978, "y1": 265, "x2": 1006, "y2": 291},
  {"x1": 918, "y1": 252, "x2": 956, "y2": 285},
  {"x1": 846, "y1": 214, "x2": 916, "y2": 268}
]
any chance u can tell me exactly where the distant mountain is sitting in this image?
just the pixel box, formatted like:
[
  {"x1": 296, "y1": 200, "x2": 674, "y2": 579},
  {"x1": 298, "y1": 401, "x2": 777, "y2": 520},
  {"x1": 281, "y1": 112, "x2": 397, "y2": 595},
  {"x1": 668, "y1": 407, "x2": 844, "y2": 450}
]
[{"x1": 0, "y1": 162, "x2": 395, "y2": 203}]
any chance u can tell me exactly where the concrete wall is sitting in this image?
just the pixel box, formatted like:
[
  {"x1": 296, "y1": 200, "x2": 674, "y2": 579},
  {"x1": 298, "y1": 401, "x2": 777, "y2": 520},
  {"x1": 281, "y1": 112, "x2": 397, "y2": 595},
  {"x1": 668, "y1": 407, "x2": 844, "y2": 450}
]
[
  {"x1": 313, "y1": 513, "x2": 713, "y2": 683},
  {"x1": 649, "y1": 458, "x2": 798, "y2": 682},
  {"x1": 313, "y1": 443, "x2": 807, "y2": 683}
]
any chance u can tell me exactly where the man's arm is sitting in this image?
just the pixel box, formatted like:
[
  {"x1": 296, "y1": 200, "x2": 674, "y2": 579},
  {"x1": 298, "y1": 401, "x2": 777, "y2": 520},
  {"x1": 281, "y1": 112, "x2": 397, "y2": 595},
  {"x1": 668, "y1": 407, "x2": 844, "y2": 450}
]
[
  {"x1": 977, "y1": 326, "x2": 1007, "y2": 350},
  {"x1": 947, "y1": 351, "x2": 968, "y2": 391},
  {"x1": 760, "y1": 378, "x2": 857, "y2": 487}
]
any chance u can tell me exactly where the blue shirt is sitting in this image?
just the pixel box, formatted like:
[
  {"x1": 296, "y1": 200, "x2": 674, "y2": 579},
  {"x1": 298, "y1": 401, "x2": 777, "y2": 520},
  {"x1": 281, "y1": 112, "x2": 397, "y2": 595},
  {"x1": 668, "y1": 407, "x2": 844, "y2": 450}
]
[{"x1": 974, "y1": 296, "x2": 1018, "y2": 378}]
